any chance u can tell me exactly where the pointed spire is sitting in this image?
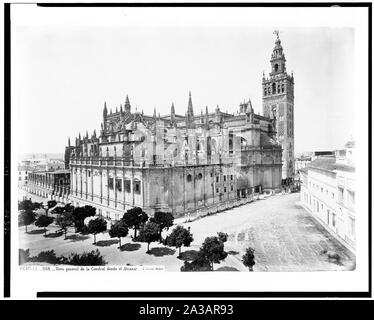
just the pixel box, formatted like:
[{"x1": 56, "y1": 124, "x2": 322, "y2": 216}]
[
  {"x1": 170, "y1": 103, "x2": 176, "y2": 124},
  {"x1": 120, "y1": 104, "x2": 123, "y2": 113},
  {"x1": 158, "y1": 112, "x2": 161, "y2": 121},
  {"x1": 78, "y1": 132, "x2": 81, "y2": 140},
  {"x1": 206, "y1": 106, "x2": 208, "y2": 114},
  {"x1": 153, "y1": 107, "x2": 157, "y2": 119},
  {"x1": 187, "y1": 91, "x2": 194, "y2": 117},
  {"x1": 68, "y1": 137, "x2": 71, "y2": 147},
  {"x1": 186, "y1": 91, "x2": 195, "y2": 129},
  {"x1": 110, "y1": 108, "x2": 112, "y2": 115},
  {"x1": 86, "y1": 131, "x2": 89, "y2": 139},
  {"x1": 103, "y1": 101, "x2": 108, "y2": 117},
  {"x1": 124, "y1": 95, "x2": 131, "y2": 113},
  {"x1": 116, "y1": 106, "x2": 118, "y2": 113},
  {"x1": 93, "y1": 129, "x2": 97, "y2": 138}
]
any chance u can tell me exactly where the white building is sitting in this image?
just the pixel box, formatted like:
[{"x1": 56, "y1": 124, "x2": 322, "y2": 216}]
[
  {"x1": 300, "y1": 142, "x2": 355, "y2": 253},
  {"x1": 18, "y1": 165, "x2": 30, "y2": 185}
]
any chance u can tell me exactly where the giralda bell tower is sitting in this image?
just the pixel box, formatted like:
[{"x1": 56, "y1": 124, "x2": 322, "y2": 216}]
[{"x1": 262, "y1": 31, "x2": 295, "y2": 182}]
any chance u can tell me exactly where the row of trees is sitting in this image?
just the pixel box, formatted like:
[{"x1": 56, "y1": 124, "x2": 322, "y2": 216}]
[
  {"x1": 181, "y1": 232, "x2": 255, "y2": 272},
  {"x1": 19, "y1": 200, "x2": 182, "y2": 254},
  {"x1": 19, "y1": 200, "x2": 255, "y2": 271},
  {"x1": 19, "y1": 199, "x2": 98, "y2": 237}
]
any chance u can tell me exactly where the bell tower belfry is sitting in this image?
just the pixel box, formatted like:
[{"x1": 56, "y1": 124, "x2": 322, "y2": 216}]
[{"x1": 262, "y1": 31, "x2": 295, "y2": 181}]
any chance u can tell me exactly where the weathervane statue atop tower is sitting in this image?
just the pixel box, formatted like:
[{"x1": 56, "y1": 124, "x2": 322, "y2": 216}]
[{"x1": 273, "y1": 30, "x2": 280, "y2": 40}]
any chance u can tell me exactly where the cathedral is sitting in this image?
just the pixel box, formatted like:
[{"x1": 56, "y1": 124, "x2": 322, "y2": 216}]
[{"x1": 65, "y1": 33, "x2": 294, "y2": 219}]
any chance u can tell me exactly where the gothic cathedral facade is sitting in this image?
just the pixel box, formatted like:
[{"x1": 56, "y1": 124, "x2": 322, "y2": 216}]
[{"x1": 262, "y1": 32, "x2": 295, "y2": 181}]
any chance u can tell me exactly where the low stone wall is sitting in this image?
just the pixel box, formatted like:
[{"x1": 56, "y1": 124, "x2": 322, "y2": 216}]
[{"x1": 179, "y1": 193, "x2": 260, "y2": 222}]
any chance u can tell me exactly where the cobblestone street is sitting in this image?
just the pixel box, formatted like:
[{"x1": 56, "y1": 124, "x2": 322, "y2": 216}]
[{"x1": 183, "y1": 192, "x2": 355, "y2": 271}]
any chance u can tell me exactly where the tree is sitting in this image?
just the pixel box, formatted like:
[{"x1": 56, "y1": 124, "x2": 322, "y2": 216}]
[
  {"x1": 87, "y1": 217, "x2": 107, "y2": 244},
  {"x1": 18, "y1": 199, "x2": 42, "y2": 211},
  {"x1": 109, "y1": 220, "x2": 129, "y2": 248},
  {"x1": 55, "y1": 212, "x2": 74, "y2": 239},
  {"x1": 19, "y1": 209, "x2": 36, "y2": 233},
  {"x1": 200, "y1": 236, "x2": 228, "y2": 271},
  {"x1": 72, "y1": 205, "x2": 96, "y2": 232},
  {"x1": 150, "y1": 211, "x2": 174, "y2": 242},
  {"x1": 45, "y1": 200, "x2": 57, "y2": 216},
  {"x1": 242, "y1": 247, "x2": 255, "y2": 271},
  {"x1": 67, "y1": 249, "x2": 106, "y2": 266},
  {"x1": 121, "y1": 207, "x2": 148, "y2": 239},
  {"x1": 34, "y1": 215, "x2": 54, "y2": 236},
  {"x1": 217, "y1": 232, "x2": 228, "y2": 243},
  {"x1": 138, "y1": 221, "x2": 159, "y2": 253},
  {"x1": 50, "y1": 206, "x2": 64, "y2": 215},
  {"x1": 181, "y1": 253, "x2": 211, "y2": 272},
  {"x1": 166, "y1": 225, "x2": 194, "y2": 257}
]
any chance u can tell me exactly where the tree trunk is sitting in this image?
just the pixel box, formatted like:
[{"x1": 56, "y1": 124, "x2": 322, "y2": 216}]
[
  {"x1": 134, "y1": 228, "x2": 137, "y2": 240},
  {"x1": 25, "y1": 224, "x2": 28, "y2": 233},
  {"x1": 147, "y1": 242, "x2": 150, "y2": 253},
  {"x1": 44, "y1": 228, "x2": 47, "y2": 236},
  {"x1": 119, "y1": 237, "x2": 121, "y2": 248},
  {"x1": 46, "y1": 209, "x2": 49, "y2": 217},
  {"x1": 249, "y1": 266, "x2": 253, "y2": 272},
  {"x1": 93, "y1": 233, "x2": 96, "y2": 244},
  {"x1": 179, "y1": 246, "x2": 181, "y2": 257},
  {"x1": 211, "y1": 262, "x2": 214, "y2": 271},
  {"x1": 64, "y1": 229, "x2": 67, "y2": 239}
]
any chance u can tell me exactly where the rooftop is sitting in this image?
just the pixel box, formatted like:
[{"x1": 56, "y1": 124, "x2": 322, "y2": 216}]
[{"x1": 308, "y1": 156, "x2": 355, "y2": 173}]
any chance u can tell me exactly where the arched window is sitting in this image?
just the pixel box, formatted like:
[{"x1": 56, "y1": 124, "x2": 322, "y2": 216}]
[
  {"x1": 187, "y1": 174, "x2": 192, "y2": 182},
  {"x1": 272, "y1": 83, "x2": 276, "y2": 94},
  {"x1": 274, "y1": 64, "x2": 279, "y2": 72},
  {"x1": 197, "y1": 173, "x2": 203, "y2": 180}
]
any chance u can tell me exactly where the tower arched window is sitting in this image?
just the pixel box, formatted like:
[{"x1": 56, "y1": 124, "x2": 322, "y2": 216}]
[
  {"x1": 274, "y1": 64, "x2": 279, "y2": 72},
  {"x1": 272, "y1": 83, "x2": 276, "y2": 94}
]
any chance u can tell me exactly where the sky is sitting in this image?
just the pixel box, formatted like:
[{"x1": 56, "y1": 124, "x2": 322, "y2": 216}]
[{"x1": 13, "y1": 7, "x2": 356, "y2": 155}]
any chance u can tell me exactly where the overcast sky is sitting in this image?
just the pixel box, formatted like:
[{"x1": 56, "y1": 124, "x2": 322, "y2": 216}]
[{"x1": 13, "y1": 7, "x2": 355, "y2": 155}]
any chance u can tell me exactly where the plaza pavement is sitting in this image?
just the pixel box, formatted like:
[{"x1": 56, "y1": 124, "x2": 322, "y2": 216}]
[{"x1": 19, "y1": 192, "x2": 355, "y2": 272}]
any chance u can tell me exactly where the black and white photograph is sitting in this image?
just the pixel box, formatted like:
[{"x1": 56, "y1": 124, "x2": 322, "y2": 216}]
[{"x1": 3, "y1": 2, "x2": 371, "y2": 298}]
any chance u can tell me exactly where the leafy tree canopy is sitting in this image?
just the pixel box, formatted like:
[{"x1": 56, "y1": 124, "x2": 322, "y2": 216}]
[
  {"x1": 109, "y1": 220, "x2": 129, "y2": 239},
  {"x1": 55, "y1": 212, "x2": 74, "y2": 230},
  {"x1": 200, "y1": 236, "x2": 228, "y2": 266},
  {"x1": 242, "y1": 247, "x2": 256, "y2": 270},
  {"x1": 150, "y1": 211, "x2": 174, "y2": 231},
  {"x1": 88, "y1": 217, "x2": 107, "y2": 235},
  {"x1": 35, "y1": 215, "x2": 54, "y2": 229},
  {"x1": 122, "y1": 207, "x2": 148, "y2": 229},
  {"x1": 138, "y1": 221, "x2": 160, "y2": 244},
  {"x1": 20, "y1": 209, "x2": 36, "y2": 226},
  {"x1": 167, "y1": 225, "x2": 194, "y2": 249},
  {"x1": 217, "y1": 232, "x2": 228, "y2": 243},
  {"x1": 18, "y1": 199, "x2": 42, "y2": 211}
]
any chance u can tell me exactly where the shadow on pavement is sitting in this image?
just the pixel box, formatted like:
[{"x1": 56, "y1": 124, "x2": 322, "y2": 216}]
[
  {"x1": 149, "y1": 247, "x2": 176, "y2": 257},
  {"x1": 27, "y1": 229, "x2": 45, "y2": 235},
  {"x1": 215, "y1": 266, "x2": 240, "y2": 271},
  {"x1": 95, "y1": 239, "x2": 119, "y2": 247},
  {"x1": 227, "y1": 250, "x2": 240, "y2": 255},
  {"x1": 65, "y1": 234, "x2": 90, "y2": 242},
  {"x1": 45, "y1": 231, "x2": 63, "y2": 238},
  {"x1": 178, "y1": 249, "x2": 200, "y2": 261},
  {"x1": 120, "y1": 243, "x2": 141, "y2": 252}
]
